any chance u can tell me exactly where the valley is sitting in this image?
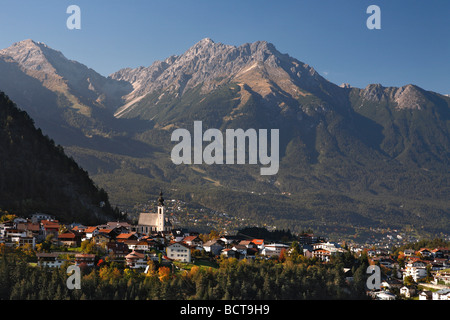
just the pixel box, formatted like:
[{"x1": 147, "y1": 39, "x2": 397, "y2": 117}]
[{"x1": 0, "y1": 38, "x2": 448, "y2": 240}]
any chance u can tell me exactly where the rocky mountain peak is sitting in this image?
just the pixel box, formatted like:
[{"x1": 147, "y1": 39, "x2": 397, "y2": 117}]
[
  {"x1": 111, "y1": 38, "x2": 334, "y2": 118},
  {"x1": 0, "y1": 39, "x2": 56, "y2": 74},
  {"x1": 360, "y1": 83, "x2": 427, "y2": 110}
]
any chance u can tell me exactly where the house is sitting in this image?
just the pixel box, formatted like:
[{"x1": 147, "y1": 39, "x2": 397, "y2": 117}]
[
  {"x1": 16, "y1": 222, "x2": 40, "y2": 238},
  {"x1": 433, "y1": 271, "x2": 450, "y2": 285},
  {"x1": 220, "y1": 235, "x2": 242, "y2": 246},
  {"x1": 432, "y1": 288, "x2": 450, "y2": 300},
  {"x1": 312, "y1": 249, "x2": 332, "y2": 262},
  {"x1": 239, "y1": 240, "x2": 257, "y2": 249},
  {"x1": 403, "y1": 261, "x2": 428, "y2": 282},
  {"x1": 75, "y1": 254, "x2": 96, "y2": 267},
  {"x1": 435, "y1": 247, "x2": 450, "y2": 258},
  {"x1": 92, "y1": 232, "x2": 111, "y2": 247},
  {"x1": 70, "y1": 224, "x2": 86, "y2": 233},
  {"x1": 430, "y1": 260, "x2": 446, "y2": 271},
  {"x1": 400, "y1": 286, "x2": 416, "y2": 298},
  {"x1": 251, "y1": 239, "x2": 264, "y2": 249},
  {"x1": 116, "y1": 232, "x2": 138, "y2": 243},
  {"x1": 172, "y1": 229, "x2": 187, "y2": 242},
  {"x1": 106, "y1": 242, "x2": 130, "y2": 258},
  {"x1": 404, "y1": 249, "x2": 415, "y2": 257},
  {"x1": 182, "y1": 235, "x2": 203, "y2": 247},
  {"x1": 417, "y1": 248, "x2": 432, "y2": 258},
  {"x1": 166, "y1": 242, "x2": 191, "y2": 263},
  {"x1": 232, "y1": 244, "x2": 248, "y2": 258},
  {"x1": 419, "y1": 291, "x2": 432, "y2": 300},
  {"x1": 125, "y1": 250, "x2": 148, "y2": 268},
  {"x1": 381, "y1": 278, "x2": 403, "y2": 290},
  {"x1": 303, "y1": 245, "x2": 314, "y2": 258},
  {"x1": 98, "y1": 228, "x2": 121, "y2": 240},
  {"x1": 374, "y1": 291, "x2": 396, "y2": 300},
  {"x1": 310, "y1": 242, "x2": 346, "y2": 261},
  {"x1": 58, "y1": 231, "x2": 82, "y2": 247},
  {"x1": 135, "y1": 240, "x2": 151, "y2": 252},
  {"x1": 16, "y1": 236, "x2": 35, "y2": 248},
  {"x1": 124, "y1": 239, "x2": 138, "y2": 251},
  {"x1": 3, "y1": 228, "x2": 35, "y2": 248},
  {"x1": 84, "y1": 226, "x2": 99, "y2": 240},
  {"x1": 36, "y1": 253, "x2": 64, "y2": 268},
  {"x1": 432, "y1": 249, "x2": 444, "y2": 259},
  {"x1": 377, "y1": 257, "x2": 396, "y2": 269},
  {"x1": 144, "y1": 237, "x2": 164, "y2": 251},
  {"x1": 31, "y1": 213, "x2": 54, "y2": 224},
  {"x1": 203, "y1": 240, "x2": 224, "y2": 256},
  {"x1": 262, "y1": 243, "x2": 290, "y2": 258},
  {"x1": 107, "y1": 221, "x2": 132, "y2": 232},
  {"x1": 298, "y1": 233, "x2": 317, "y2": 245},
  {"x1": 0, "y1": 221, "x2": 14, "y2": 238},
  {"x1": 221, "y1": 248, "x2": 239, "y2": 259},
  {"x1": 40, "y1": 220, "x2": 59, "y2": 239},
  {"x1": 313, "y1": 241, "x2": 343, "y2": 251}
]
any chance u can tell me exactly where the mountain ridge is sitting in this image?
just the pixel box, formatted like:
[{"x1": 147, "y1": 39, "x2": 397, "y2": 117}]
[{"x1": 109, "y1": 38, "x2": 339, "y2": 119}]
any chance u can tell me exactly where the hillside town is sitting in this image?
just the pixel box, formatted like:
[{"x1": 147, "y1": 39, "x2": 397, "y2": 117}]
[{"x1": 1, "y1": 193, "x2": 449, "y2": 300}]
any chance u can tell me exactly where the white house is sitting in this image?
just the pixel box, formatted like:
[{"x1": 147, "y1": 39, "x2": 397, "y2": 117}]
[
  {"x1": 419, "y1": 291, "x2": 432, "y2": 300},
  {"x1": 403, "y1": 260, "x2": 428, "y2": 282},
  {"x1": 400, "y1": 286, "x2": 416, "y2": 298},
  {"x1": 261, "y1": 243, "x2": 290, "y2": 257},
  {"x1": 36, "y1": 253, "x2": 64, "y2": 268},
  {"x1": 167, "y1": 242, "x2": 191, "y2": 263},
  {"x1": 125, "y1": 251, "x2": 147, "y2": 269},
  {"x1": 432, "y1": 288, "x2": 450, "y2": 300},
  {"x1": 374, "y1": 291, "x2": 396, "y2": 300},
  {"x1": 311, "y1": 242, "x2": 345, "y2": 262}
]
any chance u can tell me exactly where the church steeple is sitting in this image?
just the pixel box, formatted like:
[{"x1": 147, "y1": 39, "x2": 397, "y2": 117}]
[
  {"x1": 158, "y1": 190, "x2": 164, "y2": 207},
  {"x1": 157, "y1": 190, "x2": 165, "y2": 232}
]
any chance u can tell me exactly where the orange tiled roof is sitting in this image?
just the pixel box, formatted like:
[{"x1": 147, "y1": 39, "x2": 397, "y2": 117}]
[
  {"x1": 58, "y1": 233, "x2": 76, "y2": 239},
  {"x1": 41, "y1": 220, "x2": 59, "y2": 227},
  {"x1": 84, "y1": 226, "x2": 98, "y2": 233},
  {"x1": 117, "y1": 232, "x2": 136, "y2": 239},
  {"x1": 183, "y1": 235, "x2": 199, "y2": 241},
  {"x1": 252, "y1": 239, "x2": 264, "y2": 245},
  {"x1": 99, "y1": 228, "x2": 114, "y2": 234}
]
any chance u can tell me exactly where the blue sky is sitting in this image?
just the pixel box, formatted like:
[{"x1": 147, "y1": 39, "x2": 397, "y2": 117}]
[{"x1": 0, "y1": 0, "x2": 449, "y2": 94}]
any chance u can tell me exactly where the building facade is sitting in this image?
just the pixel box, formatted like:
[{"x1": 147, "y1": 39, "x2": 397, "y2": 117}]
[{"x1": 137, "y1": 192, "x2": 172, "y2": 235}]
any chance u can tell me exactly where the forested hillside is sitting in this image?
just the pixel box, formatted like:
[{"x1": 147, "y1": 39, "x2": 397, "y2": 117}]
[{"x1": 0, "y1": 92, "x2": 117, "y2": 224}]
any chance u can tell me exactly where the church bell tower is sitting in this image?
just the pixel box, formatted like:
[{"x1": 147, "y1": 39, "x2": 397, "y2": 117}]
[{"x1": 157, "y1": 190, "x2": 165, "y2": 232}]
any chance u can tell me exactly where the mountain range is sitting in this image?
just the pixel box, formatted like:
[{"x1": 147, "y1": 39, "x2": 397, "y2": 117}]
[{"x1": 0, "y1": 38, "x2": 448, "y2": 239}]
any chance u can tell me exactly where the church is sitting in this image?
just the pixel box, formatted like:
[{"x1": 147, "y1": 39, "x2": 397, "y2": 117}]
[{"x1": 137, "y1": 191, "x2": 172, "y2": 235}]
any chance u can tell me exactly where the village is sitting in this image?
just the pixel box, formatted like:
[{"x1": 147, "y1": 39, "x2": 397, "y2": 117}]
[{"x1": 1, "y1": 194, "x2": 450, "y2": 301}]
